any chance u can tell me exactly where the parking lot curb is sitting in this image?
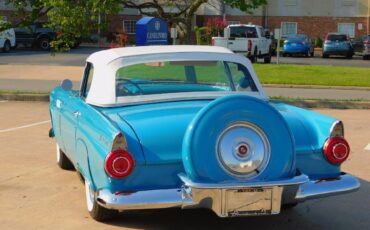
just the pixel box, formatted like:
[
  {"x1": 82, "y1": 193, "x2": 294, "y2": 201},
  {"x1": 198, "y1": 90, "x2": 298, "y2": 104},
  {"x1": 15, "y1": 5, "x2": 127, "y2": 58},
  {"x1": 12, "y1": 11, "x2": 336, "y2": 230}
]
[
  {"x1": 0, "y1": 93, "x2": 49, "y2": 102},
  {"x1": 272, "y1": 99, "x2": 370, "y2": 109},
  {"x1": 1, "y1": 93, "x2": 369, "y2": 109},
  {"x1": 264, "y1": 84, "x2": 370, "y2": 91}
]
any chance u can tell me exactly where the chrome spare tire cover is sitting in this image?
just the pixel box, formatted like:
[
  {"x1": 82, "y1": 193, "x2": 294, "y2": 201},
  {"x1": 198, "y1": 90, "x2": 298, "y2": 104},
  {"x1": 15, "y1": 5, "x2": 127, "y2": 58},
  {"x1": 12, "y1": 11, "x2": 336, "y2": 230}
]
[
  {"x1": 217, "y1": 122, "x2": 270, "y2": 178},
  {"x1": 182, "y1": 95, "x2": 295, "y2": 182}
]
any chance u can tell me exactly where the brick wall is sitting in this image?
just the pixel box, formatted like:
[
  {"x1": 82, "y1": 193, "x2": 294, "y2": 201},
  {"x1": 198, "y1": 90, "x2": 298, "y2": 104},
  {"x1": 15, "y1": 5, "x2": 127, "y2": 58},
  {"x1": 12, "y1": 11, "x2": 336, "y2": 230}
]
[{"x1": 266, "y1": 16, "x2": 369, "y2": 39}]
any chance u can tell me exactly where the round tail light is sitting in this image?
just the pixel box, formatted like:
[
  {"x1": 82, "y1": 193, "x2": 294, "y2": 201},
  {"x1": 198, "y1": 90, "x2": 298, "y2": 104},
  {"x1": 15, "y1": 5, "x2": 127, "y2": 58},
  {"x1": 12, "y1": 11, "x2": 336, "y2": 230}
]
[
  {"x1": 323, "y1": 137, "x2": 350, "y2": 165},
  {"x1": 105, "y1": 150, "x2": 135, "y2": 178}
]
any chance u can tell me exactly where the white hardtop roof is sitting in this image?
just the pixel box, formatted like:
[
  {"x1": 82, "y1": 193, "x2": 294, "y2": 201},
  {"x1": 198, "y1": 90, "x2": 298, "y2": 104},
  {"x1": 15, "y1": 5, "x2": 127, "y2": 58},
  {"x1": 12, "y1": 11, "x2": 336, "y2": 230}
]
[
  {"x1": 85, "y1": 45, "x2": 268, "y2": 107},
  {"x1": 86, "y1": 45, "x2": 233, "y2": 66}
]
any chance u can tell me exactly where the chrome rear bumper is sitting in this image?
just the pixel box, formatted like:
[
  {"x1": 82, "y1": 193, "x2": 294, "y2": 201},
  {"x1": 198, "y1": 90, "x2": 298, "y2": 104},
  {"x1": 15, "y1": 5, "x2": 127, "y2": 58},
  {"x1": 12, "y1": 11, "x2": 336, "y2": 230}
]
[{"x1": 96, "y1": 172, "x2": 360, "y2": 217}]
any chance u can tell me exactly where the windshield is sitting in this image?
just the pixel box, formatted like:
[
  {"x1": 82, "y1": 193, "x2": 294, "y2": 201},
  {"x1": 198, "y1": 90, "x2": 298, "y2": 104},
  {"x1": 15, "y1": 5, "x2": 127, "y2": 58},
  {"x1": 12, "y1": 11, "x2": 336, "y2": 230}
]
[{"x1": 115, "y1": 61, "x2": 257, "y2": 97}]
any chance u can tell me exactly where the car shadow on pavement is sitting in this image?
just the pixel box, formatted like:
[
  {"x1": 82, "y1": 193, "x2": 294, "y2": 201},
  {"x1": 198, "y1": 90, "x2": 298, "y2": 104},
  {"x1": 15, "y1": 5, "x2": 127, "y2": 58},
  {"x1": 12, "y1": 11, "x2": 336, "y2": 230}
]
[{"x1": 105, "y1": 178, "x2": 368, "y2": 230}]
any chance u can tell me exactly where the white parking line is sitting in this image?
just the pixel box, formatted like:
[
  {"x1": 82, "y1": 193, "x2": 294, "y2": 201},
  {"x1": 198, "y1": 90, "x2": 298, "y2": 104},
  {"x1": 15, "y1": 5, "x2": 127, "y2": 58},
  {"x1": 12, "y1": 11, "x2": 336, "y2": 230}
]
[
  {"x1": 365, "y1": 143, "x2": 370, "y2": 151},
  {"x1": 0, "y1": 120, "x2": 50, "y2": 133}
]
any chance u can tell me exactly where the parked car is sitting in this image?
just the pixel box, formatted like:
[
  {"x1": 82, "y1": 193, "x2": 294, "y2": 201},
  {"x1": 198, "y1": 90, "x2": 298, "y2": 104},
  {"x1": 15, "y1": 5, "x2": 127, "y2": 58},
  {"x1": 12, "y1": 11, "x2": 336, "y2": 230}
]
[
  {"x1": 322, "y1": 33, "x2": 354, "y2": 59},
  {"x1": 282, "y1": 34, "x2": 314, "y2": 57},
  {"x1": 353, "y1": 35, "x2": 370, "y2": 60},
  {"x1": 211, "y1": 24, "x2": 272, "y2": 63},
  {"x1": 14, "y1": 23, "x2": 56, "y2": 50},
  {"x1": 0, "y1": 28, "x2": 16, "y2": 52},
  {"x1": 49, "y1": 45, "x2": 359, "y2": 222}
]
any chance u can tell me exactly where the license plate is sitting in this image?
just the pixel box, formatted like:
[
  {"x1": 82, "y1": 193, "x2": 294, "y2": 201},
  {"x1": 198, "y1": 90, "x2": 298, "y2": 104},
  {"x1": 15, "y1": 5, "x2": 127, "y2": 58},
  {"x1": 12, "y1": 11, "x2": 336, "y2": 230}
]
[{"x1": 224, "y1": 187, "x2": 282, "y2": 217}]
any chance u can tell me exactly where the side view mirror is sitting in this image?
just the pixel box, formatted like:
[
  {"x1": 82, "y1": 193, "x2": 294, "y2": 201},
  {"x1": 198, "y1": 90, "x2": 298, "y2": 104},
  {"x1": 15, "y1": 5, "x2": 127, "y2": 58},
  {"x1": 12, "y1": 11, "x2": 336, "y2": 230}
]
[{"x1": 61, "y1": 79, "x2": 73, "y2": 91}]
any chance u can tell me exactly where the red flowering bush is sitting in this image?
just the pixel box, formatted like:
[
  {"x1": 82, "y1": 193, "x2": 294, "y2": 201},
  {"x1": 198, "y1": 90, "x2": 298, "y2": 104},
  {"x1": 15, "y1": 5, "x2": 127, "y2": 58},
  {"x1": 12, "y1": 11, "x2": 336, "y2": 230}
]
[
  {"x1": 110, "y1": 31, "x2": 128, "y2": 48},
  {"x1": 205, "y1": 17, "x2": 227, "y2": 37}
]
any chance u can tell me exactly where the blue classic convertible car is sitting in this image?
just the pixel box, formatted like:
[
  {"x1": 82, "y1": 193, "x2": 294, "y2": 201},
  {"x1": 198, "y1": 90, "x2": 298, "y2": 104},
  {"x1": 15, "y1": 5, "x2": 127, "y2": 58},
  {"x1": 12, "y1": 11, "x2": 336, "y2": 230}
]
[{"x1": 49, "y1": 45, "x2": 359, "y2": 221}]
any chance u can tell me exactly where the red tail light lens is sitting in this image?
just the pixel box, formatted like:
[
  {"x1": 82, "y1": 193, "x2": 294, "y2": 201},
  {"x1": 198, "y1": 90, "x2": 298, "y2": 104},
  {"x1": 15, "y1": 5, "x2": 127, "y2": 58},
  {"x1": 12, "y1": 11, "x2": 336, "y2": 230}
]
[
  {"x1": 323, "y1": 137, "x2": 350, "y2": 165},
  {"x1": 364, "y1": 40, "x2": 370, "y2": 45},
  {"x1": 247, "y1": 40, "x2": 252, "y2": 51},
  {"x1": 105, "y1": 149, "x2": 135, "y2": 178}
]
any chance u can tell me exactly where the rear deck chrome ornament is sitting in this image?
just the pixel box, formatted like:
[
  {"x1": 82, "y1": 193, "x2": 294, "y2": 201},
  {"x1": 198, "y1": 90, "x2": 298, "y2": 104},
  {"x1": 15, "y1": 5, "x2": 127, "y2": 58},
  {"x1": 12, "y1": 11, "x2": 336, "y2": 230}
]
[{"x1": 217, "y1": 122, "x2": 271, "y2": 178}]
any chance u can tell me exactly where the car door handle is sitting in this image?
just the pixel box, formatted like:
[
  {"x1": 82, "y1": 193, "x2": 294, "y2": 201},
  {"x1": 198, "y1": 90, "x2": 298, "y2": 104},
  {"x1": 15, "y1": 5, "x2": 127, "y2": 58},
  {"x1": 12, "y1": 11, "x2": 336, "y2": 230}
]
[{"x1": 73, "y1": 111, "x2": 81, "y2": 118}]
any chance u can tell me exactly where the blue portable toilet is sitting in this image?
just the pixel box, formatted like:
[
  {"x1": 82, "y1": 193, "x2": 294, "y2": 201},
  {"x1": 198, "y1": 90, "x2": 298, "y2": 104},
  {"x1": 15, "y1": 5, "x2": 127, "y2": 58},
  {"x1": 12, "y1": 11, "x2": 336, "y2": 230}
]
[{"x1": 136, "y1": 17, "x2": 168, "y2": 46}]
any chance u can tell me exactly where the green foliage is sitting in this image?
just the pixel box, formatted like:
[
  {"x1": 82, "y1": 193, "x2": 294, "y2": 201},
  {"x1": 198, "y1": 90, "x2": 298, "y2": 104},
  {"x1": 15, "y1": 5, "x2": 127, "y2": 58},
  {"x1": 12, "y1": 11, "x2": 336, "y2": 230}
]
[
  {"x1": 195, "y1": 26, "x2": 211, "y2": 45},
  {"x1": 3, "y1": 0, "x2": 267, "y2": 52},
  {"x1": 224, "y1": 0, "x2": 267, "y2": 13},
  {"x1": 314, "y1": 37, "x2": 323, "y2": 48},
  {"x1": 44, "y1": 0, "x2": 121, "y2": 52}
]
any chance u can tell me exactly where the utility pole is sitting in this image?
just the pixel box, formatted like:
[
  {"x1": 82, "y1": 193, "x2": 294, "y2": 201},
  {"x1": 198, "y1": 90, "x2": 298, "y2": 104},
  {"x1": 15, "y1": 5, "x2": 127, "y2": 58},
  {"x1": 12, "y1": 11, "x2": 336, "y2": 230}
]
[{"x1": 367, "y1": 0, "x2": 369, "y2": 36}]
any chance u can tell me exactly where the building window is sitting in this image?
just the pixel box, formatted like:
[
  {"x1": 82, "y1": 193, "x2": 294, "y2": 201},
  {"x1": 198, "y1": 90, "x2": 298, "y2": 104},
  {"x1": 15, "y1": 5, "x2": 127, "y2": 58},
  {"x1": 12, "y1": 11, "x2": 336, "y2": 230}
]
[
  {"x1": 341, "y1": 0, "x2": 354, "y2": 6},
  {"x1": 338, "y1": 23, "x2": 355, "y2": 38},
  {"x1": 284, "y1": 0, "x2": 297, "y2": 6},
  {"x1": 123, "y1": 20, "x2": 137, "y2": 34},
  {"x1": 281, "y1": 22, "x2": 297, "y2": 36},
  {"x1": 227, "y1": 21, "x2": 240, "y2": 25}
]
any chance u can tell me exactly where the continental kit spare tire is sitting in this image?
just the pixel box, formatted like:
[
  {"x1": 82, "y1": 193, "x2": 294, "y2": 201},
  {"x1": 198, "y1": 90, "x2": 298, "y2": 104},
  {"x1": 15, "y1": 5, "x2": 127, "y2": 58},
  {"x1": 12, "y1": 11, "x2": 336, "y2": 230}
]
[{"x1": 182, "y1": 95, "x2": 296, "y2": 182}]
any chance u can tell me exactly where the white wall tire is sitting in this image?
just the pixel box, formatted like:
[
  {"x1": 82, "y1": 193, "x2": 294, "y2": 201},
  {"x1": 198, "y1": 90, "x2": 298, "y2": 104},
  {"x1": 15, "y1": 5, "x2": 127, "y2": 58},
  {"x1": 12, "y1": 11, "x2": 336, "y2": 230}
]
[
  {"x1": 56, "y1": 143, "x2": 74, "y2": 170},
  {"x1": 84, "y1": 179, "x2": 117, "y2": 221},
  {"x1": 85, "y1": 180, "x2": 95, "y2": 212}
]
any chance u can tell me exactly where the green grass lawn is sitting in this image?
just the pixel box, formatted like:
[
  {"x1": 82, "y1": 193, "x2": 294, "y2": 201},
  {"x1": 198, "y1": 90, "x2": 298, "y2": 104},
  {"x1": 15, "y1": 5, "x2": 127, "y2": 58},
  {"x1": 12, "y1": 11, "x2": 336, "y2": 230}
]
[
  {"x1": 116, "y1": 61, "x2": 369, "y2": 87},
  {"x1": 254, "y1": 64, "x2": 370, "y2": 87}
]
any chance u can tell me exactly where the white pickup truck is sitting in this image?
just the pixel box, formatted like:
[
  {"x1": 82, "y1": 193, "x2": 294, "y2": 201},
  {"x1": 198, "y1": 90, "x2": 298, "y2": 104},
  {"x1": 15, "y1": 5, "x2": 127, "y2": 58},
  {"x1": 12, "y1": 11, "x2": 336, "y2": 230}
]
[
  {"x1": 211, "y1": 24, "x2": 272, "y2": 63},
  {"x1": 0, "y1": 28, "x2": 16, "y2": 52}
]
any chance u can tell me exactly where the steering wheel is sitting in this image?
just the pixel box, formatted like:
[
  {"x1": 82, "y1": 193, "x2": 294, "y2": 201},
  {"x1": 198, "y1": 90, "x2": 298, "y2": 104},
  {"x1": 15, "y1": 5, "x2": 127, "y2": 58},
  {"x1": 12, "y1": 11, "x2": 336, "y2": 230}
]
[{"x1": 116, "y1": 78, "x2": 144, "y2": 96}]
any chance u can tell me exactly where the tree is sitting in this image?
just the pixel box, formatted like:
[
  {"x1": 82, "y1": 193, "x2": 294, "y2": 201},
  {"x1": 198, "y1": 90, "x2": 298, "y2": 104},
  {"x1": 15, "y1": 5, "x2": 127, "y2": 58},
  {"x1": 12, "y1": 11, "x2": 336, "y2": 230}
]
[
  {"x1": 2, "y1": 0, "x2": 267, "y2": 51},
  {"x1": 122, "y1": 0, "x2": 267, "y2": 43}
]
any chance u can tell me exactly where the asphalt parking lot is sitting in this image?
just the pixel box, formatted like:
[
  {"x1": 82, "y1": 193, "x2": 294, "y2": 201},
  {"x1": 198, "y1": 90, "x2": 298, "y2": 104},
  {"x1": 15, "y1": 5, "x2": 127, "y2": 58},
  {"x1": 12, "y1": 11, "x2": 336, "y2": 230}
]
[
  {"x1": 0, "y1": 101, "x2": 369, "y2": 230},
  {"x1": 0, "y1": 47, "x2": 369, "y2": 67}
]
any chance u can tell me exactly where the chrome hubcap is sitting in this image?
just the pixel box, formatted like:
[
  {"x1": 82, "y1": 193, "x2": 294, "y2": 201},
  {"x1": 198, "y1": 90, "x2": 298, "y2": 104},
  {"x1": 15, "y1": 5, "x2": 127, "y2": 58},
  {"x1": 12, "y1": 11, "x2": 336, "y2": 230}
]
[{"x1": 217, "y1": 122, "x2": 270, "y2": 178}]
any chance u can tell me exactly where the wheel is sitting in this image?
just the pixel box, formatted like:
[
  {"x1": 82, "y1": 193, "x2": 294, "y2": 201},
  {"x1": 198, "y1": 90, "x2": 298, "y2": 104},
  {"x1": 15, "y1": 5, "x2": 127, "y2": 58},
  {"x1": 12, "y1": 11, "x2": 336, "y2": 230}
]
[
  {"x1": 282, "y1": 53, "x2": 287, "y2": 57},
  {"x1": 263, "y1": 56, "x2": 271, "y2": 63},
  {"x1": 250, "y1": 48, "x2": 258, "y2": 63},
  {"x1": 85, "y1": 180, "x2": 117, "y2": 221},
  {"x1": 2, "y1": 40, "x2": 11, "y2": 52},
  {"x1": 182, "y1": 95, "x2": 295, "y2": 182},
  {"x1": 310, "y1": 50, "x2": 314, "y2": 57},
  {"x1": 38, "y1": 37, "x2": 50, "y2": 50},
  {"x1": 305, "y1": 50, "x2": 309, "y2": 57},
  {"x1": 363, "y1": 55, "x2": 369, "y2": 60},
  {"x1": 346, "y1": 54, "x2": 353, "y2": 59},
  {"x1": 282, "y1": 202, "x2": 298, "y2": 210},
  {"x1": 322, "y1": 53, "x2": 329, "y2": 58},
  {"x1": 264, "y1": 47, "x2": 272, "y2": 63},
  {"x1": 56, "y1": 143, "x2": 74, "y2": 170}
]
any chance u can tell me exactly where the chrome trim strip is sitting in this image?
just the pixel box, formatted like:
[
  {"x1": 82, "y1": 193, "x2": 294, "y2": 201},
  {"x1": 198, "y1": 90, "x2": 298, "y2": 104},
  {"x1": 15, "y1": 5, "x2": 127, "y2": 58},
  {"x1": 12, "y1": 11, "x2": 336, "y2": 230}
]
[
  {"x1": 329, "y1": 120, "x2": 344, "y2": 137},
  {"x1": 97, "y1": 188, "x2": 184, "y2": 210},
  {"x1": 178, "y1": 173, "x2": 309, "y2": 189},
  {"x1": 295, "y1": 173, "x2": 360, "y2": 201}
]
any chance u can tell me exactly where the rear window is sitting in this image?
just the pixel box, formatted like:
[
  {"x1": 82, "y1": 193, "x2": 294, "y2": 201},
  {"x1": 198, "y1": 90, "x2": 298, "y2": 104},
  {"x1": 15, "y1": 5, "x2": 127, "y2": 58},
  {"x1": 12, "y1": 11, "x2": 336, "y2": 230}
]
[
  {"x1": 230, "y1": 26, "x2": 257, "y2": 38},
  {"x1": 327, "y1": 34, "x2": 347, "y2": 41},
  {"x1": 285, "y1": 34, "x2": 306, "y2": 40},
  {"x1": 115, "y1": 61, "x2": 258, "y2": 97}
]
